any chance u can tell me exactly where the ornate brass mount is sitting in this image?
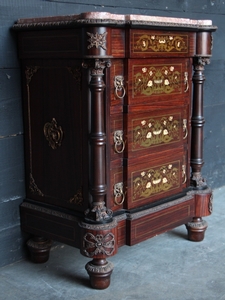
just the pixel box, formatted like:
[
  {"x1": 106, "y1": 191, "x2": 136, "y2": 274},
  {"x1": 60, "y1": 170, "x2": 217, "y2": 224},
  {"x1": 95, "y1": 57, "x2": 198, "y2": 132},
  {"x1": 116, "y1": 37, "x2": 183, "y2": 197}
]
[
  {"x1": 183, "y1": 119, "x2": 188, "y2": 139},
  {"x1": 113, "y1": 130, "x2": 125, "y2": 153},
  {"x1": 43, "y1": 118, "x2": 63, "y2": 150},
  {"x1": 87, "y1": 31, "x2": 108, "y2": 50},
  {"x1": 114, "y1": 76, "x2": 126, "y2": 99},
  {"x1": 113, "y1": 182, "x2": 125, "y2": 206},
  {"x1": 184, "y1": 72, "x2": 189, "y2": 92},
  {"x1": 182, "y1": 165, "x2": 187, "y2": 184}
]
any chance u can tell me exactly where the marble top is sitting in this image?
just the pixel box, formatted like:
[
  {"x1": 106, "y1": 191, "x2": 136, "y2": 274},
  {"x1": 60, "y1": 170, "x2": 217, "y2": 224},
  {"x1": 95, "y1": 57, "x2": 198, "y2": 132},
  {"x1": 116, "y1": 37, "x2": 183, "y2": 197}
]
[{"x1": 13, "y1": 11, "x2": 216, "y2": 30}]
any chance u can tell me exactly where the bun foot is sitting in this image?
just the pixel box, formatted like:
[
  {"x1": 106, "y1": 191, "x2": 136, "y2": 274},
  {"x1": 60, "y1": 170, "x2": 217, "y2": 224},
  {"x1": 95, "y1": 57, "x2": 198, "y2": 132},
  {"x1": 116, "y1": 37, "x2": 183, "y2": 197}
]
[
  {"x1": 186, "y1": 217, "x2": 208, "y2": 242},
  {"x1": 27, "y1": 237, "x2": 52, "y2": 263},
  {"x1": 85, "y1": 259, "x2": 113, "y2": 289}
]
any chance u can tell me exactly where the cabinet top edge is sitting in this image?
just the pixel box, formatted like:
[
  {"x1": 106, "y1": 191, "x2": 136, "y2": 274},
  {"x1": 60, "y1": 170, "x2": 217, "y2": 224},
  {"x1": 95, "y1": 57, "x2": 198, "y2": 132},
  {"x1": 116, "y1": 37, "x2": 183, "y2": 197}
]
[{"x1": 13, "y1": 11, "x2": 217, "y2": 31}]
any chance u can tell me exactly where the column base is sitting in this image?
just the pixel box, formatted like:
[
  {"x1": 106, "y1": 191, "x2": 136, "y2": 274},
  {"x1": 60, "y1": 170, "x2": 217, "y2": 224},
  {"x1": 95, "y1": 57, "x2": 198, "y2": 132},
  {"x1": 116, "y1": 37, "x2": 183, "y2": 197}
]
[
  {"x1": 27, "y1": 237, "x2": 52, "y2": 263},
  {"x1": 186, "y1": 217, "x2": 208, "y2": 242}
]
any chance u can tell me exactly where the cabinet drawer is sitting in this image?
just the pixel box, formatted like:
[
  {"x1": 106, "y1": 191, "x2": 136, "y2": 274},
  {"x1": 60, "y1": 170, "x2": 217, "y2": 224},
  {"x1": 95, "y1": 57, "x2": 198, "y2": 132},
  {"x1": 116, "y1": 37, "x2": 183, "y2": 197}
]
[
  {"x1": 127, "y1": 58, "x2": 191, "y2": 105},
  {"x1": 129, "y1": 30, "x2": 196, "y2": 58},
  {"x1": 125, "y1": 149, "x2": 187, "y2": 209},
  {"x1": 124, "y1": 106, "x2": 189, "y2": 158}
]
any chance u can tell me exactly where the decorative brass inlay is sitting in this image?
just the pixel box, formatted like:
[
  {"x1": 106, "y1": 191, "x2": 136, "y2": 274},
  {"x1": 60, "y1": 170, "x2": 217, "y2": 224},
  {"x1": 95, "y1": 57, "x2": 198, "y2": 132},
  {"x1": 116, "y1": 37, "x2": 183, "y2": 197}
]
[
  {"x1": 132, "y1": 161, "x2": 180, "y2": 202},
  {"x1": 133, "y1": 64, "x2": 182, "y2": 97},
  {"x1": 87, "y1": 31, "x2": 107, "y2": 50},
  {"x1": 114, "y1": 182, "x2": 125, "y2": 206},
  {"x1": 67, "y1": 67, "x2": 82, "y2": 89},
  {"x1": 43, "y1": 118, "x2": 63, "y2": 150},
  {"x1": 29, "y1": 173, "x2": 44, "y2": 196},
  {"x1": 83, "y1": 232, "x2": 115, "y2": 257},
  {"x1": 114, "y1": 130, "x2": 125, "y2": 153},
  {"x1": 133, "y1": 114, "x2": 180, "y2": 151},
  {"x1": 69, "y1": 188, "x2": 83, "y2": 205},
  {"x1": 133, "y1": 34, "x2": 188, "y2": 53},
  {"x1": 114, "y1": 75, "x2": 126, "y2": 99}
]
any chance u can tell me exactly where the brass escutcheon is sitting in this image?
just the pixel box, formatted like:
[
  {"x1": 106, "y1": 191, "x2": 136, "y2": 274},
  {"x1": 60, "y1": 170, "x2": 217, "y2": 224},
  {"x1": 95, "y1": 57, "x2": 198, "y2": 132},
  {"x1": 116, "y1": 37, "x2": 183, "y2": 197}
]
[{"x1": 43, "y1": 118, "x2": 63, "y2": 150}]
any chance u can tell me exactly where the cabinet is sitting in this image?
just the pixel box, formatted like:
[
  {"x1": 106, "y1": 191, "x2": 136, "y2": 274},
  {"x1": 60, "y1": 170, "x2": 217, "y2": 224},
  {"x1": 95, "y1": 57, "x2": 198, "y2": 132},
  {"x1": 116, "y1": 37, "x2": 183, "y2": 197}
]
[{"x1": 13, "y1": 12, "x2": 216, "y2": 289}]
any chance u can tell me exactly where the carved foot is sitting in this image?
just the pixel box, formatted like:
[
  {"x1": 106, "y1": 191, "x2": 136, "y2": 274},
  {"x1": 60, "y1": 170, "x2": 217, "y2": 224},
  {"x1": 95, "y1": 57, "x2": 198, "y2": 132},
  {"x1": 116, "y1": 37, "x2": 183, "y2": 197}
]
[
  {"x1": 85, "y1": 258, "x2": 113, "y2": 289},
  {"x1": 186, "y1": 217, "x2": 208, "y2": 242},
  {"x1": 27, "y1": 237, "x2": 52, "y2": 263}
]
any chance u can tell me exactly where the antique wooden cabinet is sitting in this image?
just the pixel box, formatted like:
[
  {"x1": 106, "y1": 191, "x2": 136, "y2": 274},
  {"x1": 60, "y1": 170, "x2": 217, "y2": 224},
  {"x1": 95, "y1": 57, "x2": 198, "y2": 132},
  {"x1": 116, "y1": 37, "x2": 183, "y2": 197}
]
[{"x1": 13, "y1": 12, "x2": 216, "y2": 289}]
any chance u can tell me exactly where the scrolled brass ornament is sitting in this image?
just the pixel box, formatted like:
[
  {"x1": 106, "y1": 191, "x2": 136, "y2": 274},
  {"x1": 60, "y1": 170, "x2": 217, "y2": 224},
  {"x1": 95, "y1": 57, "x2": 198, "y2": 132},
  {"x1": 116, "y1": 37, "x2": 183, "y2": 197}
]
[{"x1": 43, "y1": 118, "x2": 63, "y2": 150}]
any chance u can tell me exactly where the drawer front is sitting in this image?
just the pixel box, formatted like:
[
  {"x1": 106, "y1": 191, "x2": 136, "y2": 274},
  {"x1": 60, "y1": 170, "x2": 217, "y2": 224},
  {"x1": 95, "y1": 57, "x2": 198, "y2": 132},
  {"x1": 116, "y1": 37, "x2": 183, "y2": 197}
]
[
  {"x1": 127, "y1": 58, "x2": 191, "y2": 105},
  {"x1": 125, "y1": 106, "x2": 189, "y2": 158},
  {"x1": 129, "y1": 30, "x2": 196, "y2": 58},
  {"x1": 125, "y1": 149, "x2": 186, "y2": 209}
]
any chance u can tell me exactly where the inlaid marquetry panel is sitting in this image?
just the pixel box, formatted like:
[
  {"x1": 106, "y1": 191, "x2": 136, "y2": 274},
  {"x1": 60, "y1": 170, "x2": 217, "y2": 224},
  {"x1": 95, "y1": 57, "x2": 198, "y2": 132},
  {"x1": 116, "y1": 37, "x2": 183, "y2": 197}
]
[
  {"x1": 128, "y1": 58, "x2": 190, "y2": 104},
  {"x1": 124, "y1": 106, "x2": 189, "y2": 157},
  {"x1": 125, "y1": 150, "x2": 185, "y2": 209},
  {"x1": 130, "y1": 30, "x2": 196, "y2": 58}
]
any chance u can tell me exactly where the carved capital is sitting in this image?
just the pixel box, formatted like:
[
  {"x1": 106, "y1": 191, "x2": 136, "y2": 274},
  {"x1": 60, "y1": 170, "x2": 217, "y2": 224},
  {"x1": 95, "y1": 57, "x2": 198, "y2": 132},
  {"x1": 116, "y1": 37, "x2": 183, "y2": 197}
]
[
  {"x1": 194, "y1": 57, "x2": 211, "y2": 68},
  {"x1": 82, "y1": 58, "x2": 111, "y2": 75}
]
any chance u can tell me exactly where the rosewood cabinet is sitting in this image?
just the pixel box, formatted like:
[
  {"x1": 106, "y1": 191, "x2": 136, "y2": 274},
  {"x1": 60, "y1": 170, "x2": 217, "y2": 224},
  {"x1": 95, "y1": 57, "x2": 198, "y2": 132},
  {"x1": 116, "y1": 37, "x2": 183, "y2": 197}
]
[{"x1": 13, "y1": 12, "x2": 216, "y2": 289}]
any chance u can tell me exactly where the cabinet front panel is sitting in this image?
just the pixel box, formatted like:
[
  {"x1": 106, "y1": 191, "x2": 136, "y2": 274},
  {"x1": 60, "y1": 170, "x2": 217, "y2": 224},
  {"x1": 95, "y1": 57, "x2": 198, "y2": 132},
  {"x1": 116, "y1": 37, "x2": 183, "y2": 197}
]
[
  {"x1": 124, "y1": 106, "x2": 189, "y2": 158},
  {"x1": 127, "y1": 58, "x2": 191, "y2": 105},
  {"x1": 129, "y1": 30, "x2": 196, "y2": 58},
  {"x1": 125, "y1": 149, "x2": 186, "y2": 209},
  {"x1": 22, "y1": 60, "x2": 88, "y2": 211}
]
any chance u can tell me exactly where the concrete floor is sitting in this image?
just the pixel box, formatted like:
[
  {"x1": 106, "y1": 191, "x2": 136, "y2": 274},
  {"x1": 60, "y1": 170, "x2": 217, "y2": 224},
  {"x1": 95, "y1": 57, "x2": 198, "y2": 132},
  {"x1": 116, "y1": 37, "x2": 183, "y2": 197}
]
[{"x1": 0, "y1": 186, "x2": 224, "y2": 300}]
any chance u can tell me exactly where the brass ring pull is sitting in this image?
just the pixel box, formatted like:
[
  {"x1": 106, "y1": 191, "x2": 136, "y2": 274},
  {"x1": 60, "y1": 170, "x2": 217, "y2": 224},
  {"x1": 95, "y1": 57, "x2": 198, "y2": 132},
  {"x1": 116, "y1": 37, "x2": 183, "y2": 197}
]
[
  {"x1": 182, "y1": 165, "x2": 187, "y2": 184},
  {"x1": 114, "y1": 76, "x2": 126, "y2": 99},
  {"x1": 114, "y1": 182, "x2": 125, "y2": 205},
  {"x1": 184, "y1": 72, "x2": 189, "y2": 93},
  {"x1": 183, "y1": 119, "x2": 188, "y2": 139},
  {"x1": 114, "y1": 130, "x2": 125, "y2": 153}
]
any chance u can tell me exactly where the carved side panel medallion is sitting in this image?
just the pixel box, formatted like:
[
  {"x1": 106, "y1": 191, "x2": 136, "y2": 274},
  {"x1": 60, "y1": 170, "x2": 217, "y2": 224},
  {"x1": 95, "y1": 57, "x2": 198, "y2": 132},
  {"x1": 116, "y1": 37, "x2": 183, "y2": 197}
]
[{"x1": 43, "y1": 118, "x2": 63, "y2": 150}]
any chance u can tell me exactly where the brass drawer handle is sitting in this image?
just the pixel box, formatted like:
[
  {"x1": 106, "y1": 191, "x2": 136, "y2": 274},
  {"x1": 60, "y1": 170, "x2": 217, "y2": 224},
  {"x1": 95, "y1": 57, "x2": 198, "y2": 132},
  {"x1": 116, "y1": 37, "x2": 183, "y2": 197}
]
[
  {"x1": 183, "y1": 119, "x2": 188, "y2": 139},
  {"x1": 114, "y1": 130, "x2": 125, "y2": 153},
  {"x1": 184, "y1": 72, "x2": 189, "y2": 92},
  {"x1": 182, "y1": 165, "x2": 187, "y2": 184},
  {"x1": 114, "y1": 182, "x2": 125, "y2": 205},
  {"x1": 114, "y1": 76, "x2": 126, "y2": 99}
]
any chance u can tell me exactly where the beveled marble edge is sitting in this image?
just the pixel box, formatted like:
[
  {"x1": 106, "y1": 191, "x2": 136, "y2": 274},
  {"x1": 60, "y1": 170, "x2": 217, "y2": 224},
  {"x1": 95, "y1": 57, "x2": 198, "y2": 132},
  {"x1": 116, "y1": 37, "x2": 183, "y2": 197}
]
[
  {"x1": 14, "y1": 11, "x2": 215, "y2": 29},
  {"x1": 128, "y1": 14, "x2": 212, "y2": 26}
]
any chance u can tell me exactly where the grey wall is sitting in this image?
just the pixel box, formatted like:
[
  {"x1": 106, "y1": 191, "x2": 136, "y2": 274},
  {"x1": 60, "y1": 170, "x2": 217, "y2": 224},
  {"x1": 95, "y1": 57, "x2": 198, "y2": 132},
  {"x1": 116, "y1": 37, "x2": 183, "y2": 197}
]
[{"x1": 0, "y1": 0, "x2": 224, "y2": 267}]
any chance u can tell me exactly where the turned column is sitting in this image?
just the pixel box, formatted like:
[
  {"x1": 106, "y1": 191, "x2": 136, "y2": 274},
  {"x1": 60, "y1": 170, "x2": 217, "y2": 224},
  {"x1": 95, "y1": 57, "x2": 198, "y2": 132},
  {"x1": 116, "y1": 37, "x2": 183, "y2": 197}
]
[
  {"x1": 79, "y1": 27, "x2": 117, "y2": 289},
  {"x1": 187, "y1": 31, "x2": 214, "y2": 241}
]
